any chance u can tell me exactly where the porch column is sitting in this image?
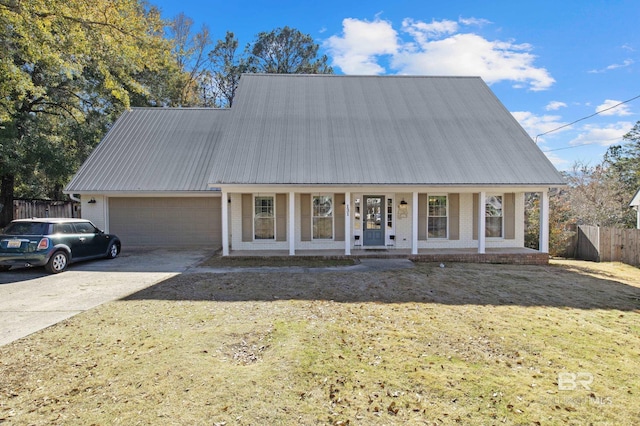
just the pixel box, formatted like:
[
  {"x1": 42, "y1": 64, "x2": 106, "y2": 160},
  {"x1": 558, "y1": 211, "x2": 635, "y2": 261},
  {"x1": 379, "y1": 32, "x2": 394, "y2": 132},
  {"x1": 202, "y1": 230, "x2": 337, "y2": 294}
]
[
  {"x1": 345, "y1": 192, "x2": 351, "y2": 255},
  {"x1": 478, "y1": 191, "x2": 486, "y2": 254},
  {"x1": 539, "y1": 190, "x2": 549, "y2": 253},
  {"x1": 289, "y1": 192, "x2": 295, "y2": 256},
  {"x1": 411, "y1": 191, "x2": 419, "y2": 255},
  {"x1": 221, "y1": 191, "x2": 229, "y2": 256},
  {"x1": 102, "y1": 197, "x2": 110, "y2": 233}
]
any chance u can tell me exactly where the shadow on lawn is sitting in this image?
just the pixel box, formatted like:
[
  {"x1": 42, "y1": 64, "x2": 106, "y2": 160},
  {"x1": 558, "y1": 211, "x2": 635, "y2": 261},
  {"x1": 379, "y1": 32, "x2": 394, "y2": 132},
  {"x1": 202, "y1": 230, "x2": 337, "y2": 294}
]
[{"x1": 123, "y1": 262, "x2": 640, "y2": 311}]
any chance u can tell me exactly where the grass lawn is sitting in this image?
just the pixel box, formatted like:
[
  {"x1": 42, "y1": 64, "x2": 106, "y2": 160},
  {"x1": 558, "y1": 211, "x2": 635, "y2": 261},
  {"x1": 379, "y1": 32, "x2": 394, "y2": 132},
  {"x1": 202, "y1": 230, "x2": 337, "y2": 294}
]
[{"x1": 1, "y1": 259, "x2": 639, "y2": 425}]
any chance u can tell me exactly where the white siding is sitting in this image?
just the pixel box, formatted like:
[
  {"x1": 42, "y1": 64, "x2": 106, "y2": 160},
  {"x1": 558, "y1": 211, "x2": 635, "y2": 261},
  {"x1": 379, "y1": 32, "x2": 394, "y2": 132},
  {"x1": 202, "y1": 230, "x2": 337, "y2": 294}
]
[{"x1": 80, "y1": 195, "x2": 108, "y2": 231}]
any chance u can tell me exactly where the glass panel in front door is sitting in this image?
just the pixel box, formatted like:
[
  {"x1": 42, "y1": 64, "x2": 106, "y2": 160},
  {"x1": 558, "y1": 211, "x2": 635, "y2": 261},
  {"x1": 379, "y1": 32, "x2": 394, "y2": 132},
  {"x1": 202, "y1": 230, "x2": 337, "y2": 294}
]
[{"x1": 363, "y1": 196, "x2": 385, "y2": 246}]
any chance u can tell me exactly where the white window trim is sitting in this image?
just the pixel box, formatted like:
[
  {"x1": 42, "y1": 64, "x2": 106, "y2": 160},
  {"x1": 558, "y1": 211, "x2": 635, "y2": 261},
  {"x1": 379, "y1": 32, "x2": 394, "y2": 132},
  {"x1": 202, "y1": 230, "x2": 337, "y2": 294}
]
[
  {"x1": 427, "y1": 194, "x2": 449, "y2": 240},
  {"x1": 485, "y1": 193, "x2": 504, "y2": 239},
  {"x1": 253, "y1": 193, "x2": 276, "y2": 241},
  {"x1": 311, "y1": 193, "x2": 335, "y2": 241}
]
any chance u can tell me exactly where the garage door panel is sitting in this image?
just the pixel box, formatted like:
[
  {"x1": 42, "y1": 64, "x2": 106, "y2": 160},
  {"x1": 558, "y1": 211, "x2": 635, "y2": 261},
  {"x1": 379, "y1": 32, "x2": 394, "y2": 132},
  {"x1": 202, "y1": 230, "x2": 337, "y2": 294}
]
[{"x1": 109, "y1": 197, "x2": 221, "y2": 247}]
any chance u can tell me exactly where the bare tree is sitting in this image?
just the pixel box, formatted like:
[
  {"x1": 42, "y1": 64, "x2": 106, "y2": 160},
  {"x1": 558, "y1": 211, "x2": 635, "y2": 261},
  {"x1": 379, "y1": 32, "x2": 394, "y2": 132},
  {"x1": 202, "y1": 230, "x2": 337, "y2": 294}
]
[
  {"x1": 565, "y1": 162, "x2": 635, "y2": 227},
  {"x1": 168, "y1": 13, "x2": 213, "y2": 106},
  {"x1": 208, "y1": 32, "x2": 248, "y2": 108}
]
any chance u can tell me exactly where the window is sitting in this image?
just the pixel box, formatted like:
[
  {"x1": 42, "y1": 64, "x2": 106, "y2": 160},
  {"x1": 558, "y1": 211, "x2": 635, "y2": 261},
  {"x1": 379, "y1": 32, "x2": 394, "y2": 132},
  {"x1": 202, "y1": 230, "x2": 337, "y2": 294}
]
[
  {"x1": 428, "y1": 195, "x2": 448, "y2": 238},
  {"x1": 3, "y1": 222, "x2": 47, "y2": 235},
  {"x1": 485, "y1": 195, "x2": 503, "y2": 237},
  {"x1": 54, "y1": 223, "x2": 74, "y2": 234},
  {"x1": 74, "y1": 222, "x2": 97, "y2": 234},
  {"x1": 312, "y1": 195, "x2": 333, "y2": 239},
  {"x1": 254, "y1": 196, "x2": 275, "y2": 240}
]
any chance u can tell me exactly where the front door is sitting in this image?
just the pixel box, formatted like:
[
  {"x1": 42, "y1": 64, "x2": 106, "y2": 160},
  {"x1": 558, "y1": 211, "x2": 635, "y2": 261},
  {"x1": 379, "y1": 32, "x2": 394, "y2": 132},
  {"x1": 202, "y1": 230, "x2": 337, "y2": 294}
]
[{"x1": 363, "y1": 196, "x2": 385, "y2": 246}]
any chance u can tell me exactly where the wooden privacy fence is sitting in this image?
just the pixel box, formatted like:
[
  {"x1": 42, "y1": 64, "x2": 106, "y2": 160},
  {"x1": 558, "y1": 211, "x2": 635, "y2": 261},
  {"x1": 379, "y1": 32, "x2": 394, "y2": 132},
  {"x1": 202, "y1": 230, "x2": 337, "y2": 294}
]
[
  {"x1": 13, "y1": 199, "x2": 80, "y2": 220},
  {"x1": 576, "y1": 225, "x2": 640, "y2": 267}
]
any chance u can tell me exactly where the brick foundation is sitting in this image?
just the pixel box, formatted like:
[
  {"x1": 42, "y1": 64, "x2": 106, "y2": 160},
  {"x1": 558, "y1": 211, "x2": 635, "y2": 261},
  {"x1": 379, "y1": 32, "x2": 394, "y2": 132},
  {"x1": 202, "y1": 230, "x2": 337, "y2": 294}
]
[
  {"x1": 408, "y1": 252, "x2": 549, "y2": 265},
  {"x1": 228, "y1": 252, "x2": 550, "y2": 265}
]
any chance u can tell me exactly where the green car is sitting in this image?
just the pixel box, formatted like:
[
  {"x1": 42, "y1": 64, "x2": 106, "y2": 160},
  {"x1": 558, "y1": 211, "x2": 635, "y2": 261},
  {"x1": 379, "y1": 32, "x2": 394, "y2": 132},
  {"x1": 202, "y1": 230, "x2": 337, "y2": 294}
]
[{"x1": 0, "y1": 218, "x2": 121, "y2": 274}]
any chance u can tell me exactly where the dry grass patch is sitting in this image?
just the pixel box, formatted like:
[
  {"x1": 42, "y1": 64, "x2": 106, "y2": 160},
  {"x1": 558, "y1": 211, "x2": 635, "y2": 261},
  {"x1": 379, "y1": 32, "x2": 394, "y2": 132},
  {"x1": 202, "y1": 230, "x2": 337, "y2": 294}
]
[{"x1": 1, "y1": 260, "x2": 639, "y2": 425}]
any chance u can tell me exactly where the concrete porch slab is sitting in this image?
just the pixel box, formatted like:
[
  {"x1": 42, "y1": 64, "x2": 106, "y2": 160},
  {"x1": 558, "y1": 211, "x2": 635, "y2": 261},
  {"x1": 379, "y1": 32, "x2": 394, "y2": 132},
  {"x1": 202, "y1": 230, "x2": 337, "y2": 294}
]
[{"x1": 227, "y1": 247, "x2": 549, "y2": 265}]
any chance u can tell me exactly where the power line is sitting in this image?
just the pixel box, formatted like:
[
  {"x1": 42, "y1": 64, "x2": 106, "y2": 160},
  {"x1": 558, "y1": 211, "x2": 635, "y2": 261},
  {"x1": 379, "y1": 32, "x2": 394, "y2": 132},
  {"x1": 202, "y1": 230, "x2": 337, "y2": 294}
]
[
  {"x1": 542, "y1": 136, "x2": 625, "y2": 152},
  {"x1": 534, "y1": 94, "x2": 640, "y2": 143}
]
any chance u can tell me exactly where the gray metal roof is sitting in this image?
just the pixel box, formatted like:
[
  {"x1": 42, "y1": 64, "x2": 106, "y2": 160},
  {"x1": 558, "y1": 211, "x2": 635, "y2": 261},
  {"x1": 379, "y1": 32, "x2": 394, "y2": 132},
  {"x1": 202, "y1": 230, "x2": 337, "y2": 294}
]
[
  {"x1": 67, "y1": 75, "x2": 565, "y2": 194},
  {"x1": 65, "y1": 108, "x2": 228, "y2": 192},
  {"x1": 208, "y1": 74, "x2": 565, "y2": 186}
]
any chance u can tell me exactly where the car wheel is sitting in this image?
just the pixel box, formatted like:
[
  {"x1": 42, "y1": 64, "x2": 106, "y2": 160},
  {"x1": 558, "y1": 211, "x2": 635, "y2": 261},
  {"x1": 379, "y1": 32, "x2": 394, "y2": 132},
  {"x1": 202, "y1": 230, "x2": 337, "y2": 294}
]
[
  {"x1": 45, "y1": 251, "x2": 69, "y2": 274},
  {"x1": 106, "y1": 242, "x2": 119, "y2": 259}
]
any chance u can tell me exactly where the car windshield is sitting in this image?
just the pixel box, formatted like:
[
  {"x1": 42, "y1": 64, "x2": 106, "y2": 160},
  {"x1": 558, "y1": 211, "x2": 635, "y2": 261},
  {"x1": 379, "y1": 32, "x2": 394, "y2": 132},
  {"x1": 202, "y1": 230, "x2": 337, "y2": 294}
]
[{"x1": 2, "y1": 222, "x2": 49, "y2": 235}]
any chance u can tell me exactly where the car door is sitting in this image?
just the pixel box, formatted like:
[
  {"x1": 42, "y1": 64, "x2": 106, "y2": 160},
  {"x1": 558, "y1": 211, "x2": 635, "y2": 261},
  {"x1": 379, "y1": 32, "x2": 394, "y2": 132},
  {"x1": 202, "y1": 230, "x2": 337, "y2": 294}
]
[
  {"x1": 53, "y1": 223, "x2": 79, "y2": 256},
  {"x1": 72, "y1": 222, "x2": 108, "y2": 258}
]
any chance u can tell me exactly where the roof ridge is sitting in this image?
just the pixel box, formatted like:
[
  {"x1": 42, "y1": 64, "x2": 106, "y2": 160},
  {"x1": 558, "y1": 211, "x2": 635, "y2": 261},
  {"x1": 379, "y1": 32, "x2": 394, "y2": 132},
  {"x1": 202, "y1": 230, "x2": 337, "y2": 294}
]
[
  {"x1": 242, "y1": 73, "x2": 482, "y2": 79},
  {"x1": 129, "y1": 107, "x2": 229, "y2": 111}
]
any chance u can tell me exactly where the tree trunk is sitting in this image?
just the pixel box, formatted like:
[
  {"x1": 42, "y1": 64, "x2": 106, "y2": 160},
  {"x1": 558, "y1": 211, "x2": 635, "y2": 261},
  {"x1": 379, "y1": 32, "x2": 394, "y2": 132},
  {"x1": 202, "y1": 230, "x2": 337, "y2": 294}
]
[
  {"x1": 0, "y1": 174, "x2": 15, "y2": 228},
  {"x1": 52, "y1": 183, "x2": 64, "y2": 200}
]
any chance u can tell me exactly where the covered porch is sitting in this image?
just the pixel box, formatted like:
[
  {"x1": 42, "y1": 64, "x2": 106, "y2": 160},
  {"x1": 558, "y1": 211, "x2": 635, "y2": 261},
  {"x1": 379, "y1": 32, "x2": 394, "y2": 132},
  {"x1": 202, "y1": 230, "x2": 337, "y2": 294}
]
[{"x1": 219, "y1": 187, "x2": 551, "y2": 262}]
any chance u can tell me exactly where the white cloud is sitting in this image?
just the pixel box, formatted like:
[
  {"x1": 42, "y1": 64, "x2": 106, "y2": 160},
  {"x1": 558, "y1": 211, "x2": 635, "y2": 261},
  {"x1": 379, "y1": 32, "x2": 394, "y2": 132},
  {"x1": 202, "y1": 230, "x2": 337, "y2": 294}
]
[
  {"x1": 458, "y1": 17, "x2": 492, "y2": 27},
  {"x1": 324, "y1": 18, "x2": 399, "y2": 74},
  {"x1": 401, "y1": 18, "x2": 458, "y2": 44},
  {"x1": 595, "y1": 99, "x2": 633, "y2": 116},
  {"x1": 543, "y1": 151, "x2": 571, "y2": 168},
  {"x1": 588, "y1": 59, "x2": 634, "y2": 73},
  {"x1": 325, "y1": 17, "x2": 554, "y2": 91},
  {"x1": 545, "y1": 101, "x2": 567, "y2": 111},
  {"x1": 511, "y1": 111, "x2": 568, "y2": 139},
  {"x1": 569, "y1": 122, "x2": 633, "y2": 147},
  {"x1": 608, "y1": 59, "x2": 634, "y2": 70}
]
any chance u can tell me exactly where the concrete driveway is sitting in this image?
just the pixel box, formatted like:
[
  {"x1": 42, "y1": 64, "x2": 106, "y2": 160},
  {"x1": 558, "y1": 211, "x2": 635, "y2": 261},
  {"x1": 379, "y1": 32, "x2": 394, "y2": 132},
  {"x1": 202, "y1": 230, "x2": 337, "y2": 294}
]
[{"x1": 0, "y1": 248, "x2": 212, "y2": 346}]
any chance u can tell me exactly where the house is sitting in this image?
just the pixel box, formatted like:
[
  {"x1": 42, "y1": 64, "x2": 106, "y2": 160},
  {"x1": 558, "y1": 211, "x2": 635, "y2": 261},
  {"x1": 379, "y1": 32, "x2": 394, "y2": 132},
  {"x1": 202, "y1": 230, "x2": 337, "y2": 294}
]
[
  {"x1": 630, "y1": 189, "x2": 640, "y2": 229},
  {"x1": 65, "y1": 74, "x2": 565, "y2": 262}
]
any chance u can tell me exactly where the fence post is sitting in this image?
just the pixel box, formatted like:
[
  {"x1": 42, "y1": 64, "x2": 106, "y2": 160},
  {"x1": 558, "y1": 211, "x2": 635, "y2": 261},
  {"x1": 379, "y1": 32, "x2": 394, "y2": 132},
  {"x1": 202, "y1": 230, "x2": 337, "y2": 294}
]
[{"x1": 596, "y1": 226, "x2": 600, "y2": 262}]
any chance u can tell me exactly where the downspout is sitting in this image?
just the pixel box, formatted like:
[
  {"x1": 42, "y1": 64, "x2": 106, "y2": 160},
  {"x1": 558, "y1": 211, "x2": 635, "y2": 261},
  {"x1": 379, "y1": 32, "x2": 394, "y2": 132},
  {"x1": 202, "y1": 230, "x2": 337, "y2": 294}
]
[{"x1": 68, "y1": 194, "x2": 82, "y2": 218}]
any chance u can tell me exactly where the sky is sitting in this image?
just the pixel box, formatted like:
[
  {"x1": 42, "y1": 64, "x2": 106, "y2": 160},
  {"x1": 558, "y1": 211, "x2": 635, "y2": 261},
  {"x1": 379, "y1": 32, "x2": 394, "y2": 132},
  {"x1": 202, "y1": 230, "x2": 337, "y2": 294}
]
[{"x1": 151, "y1": 0, "x2": 640, "y2": 171}]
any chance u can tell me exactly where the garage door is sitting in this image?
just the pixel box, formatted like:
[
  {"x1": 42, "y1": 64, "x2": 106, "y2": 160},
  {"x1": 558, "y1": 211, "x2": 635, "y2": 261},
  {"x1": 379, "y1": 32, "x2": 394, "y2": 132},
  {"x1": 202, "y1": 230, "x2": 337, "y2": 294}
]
[{"x1": 109, "y1": 197, "x2": 222, "y2": 247}]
